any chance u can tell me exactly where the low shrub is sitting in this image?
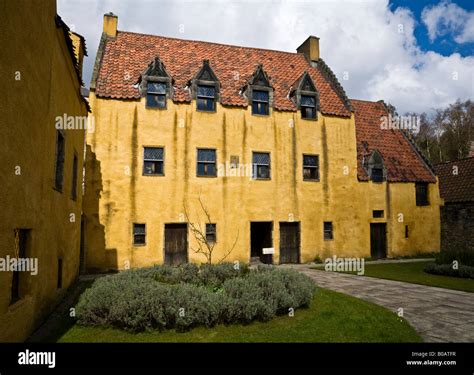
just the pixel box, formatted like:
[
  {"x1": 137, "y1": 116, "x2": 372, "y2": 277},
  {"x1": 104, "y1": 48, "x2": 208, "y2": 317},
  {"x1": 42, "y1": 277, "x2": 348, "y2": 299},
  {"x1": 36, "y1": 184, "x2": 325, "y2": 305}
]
[
  {"x1": 435, "y1": 250, "x2": 474, "y2": 267},
  {"x1": 75, "y1": 264, "x2": 316, "y2": 332},
  {"x1": 424, "y1": 263, "x2": 474, "y2": 279}
]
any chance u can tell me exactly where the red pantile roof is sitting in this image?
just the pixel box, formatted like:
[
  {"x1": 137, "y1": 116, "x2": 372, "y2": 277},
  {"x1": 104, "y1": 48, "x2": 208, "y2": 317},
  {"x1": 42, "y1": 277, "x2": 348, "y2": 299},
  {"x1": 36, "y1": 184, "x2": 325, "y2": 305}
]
[
  {"x1": 94, "y1": 31, "x2": 351, "y2": 117},
  {"x1": 435, "y1": 158, "x2": 474, "y2": 202},
  {"x1": 351, "y1": 99, "x2": 436, "y2": 183}
]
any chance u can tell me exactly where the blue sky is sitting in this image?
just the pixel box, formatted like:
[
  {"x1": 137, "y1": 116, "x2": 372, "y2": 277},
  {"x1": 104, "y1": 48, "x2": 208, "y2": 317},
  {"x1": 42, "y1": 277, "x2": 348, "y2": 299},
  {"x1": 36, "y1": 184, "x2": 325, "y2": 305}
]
[
  {"x1": 390, "y1": 0, "x2": 474, "y2": 57},
  {"x1": 58, "y1": 0, "x2": 473, "y2": 114}
]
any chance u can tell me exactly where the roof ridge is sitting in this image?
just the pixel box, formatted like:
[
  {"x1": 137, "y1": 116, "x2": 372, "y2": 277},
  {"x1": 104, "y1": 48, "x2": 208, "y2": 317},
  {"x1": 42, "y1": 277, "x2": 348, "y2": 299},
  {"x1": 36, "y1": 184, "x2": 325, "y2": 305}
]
[
  {"x1": 435, "y1": 156, "x2": 474, "y2": 165},
  {"x1": 117, "y1": 30, "x2": 303, "y2": 56}
]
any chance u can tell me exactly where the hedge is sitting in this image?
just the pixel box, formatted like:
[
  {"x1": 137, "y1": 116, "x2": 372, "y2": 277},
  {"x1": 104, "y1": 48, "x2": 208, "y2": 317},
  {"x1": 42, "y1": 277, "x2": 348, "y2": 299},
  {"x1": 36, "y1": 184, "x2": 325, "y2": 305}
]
[
  {"x1": 424, "y1": 263, "x2": 474, "y2": 279},
  {"x1": 75, "y1": 264, "x2": 316, "y2": 332}
]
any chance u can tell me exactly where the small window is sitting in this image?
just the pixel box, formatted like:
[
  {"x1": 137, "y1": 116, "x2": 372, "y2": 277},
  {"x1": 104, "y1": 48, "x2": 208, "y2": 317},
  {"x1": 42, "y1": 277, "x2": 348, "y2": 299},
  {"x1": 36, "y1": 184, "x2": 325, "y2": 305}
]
[
  {"x1": 133, "y1": 223, "x2": 146, "y2": 245},
  {"x1": 373, "y1": 210, "x2": 384, "y2": 218},
  {"x1": 405, "y1": 225, "x2": 409, "y2": 238},
  {"x1": 371, "y1": 168, "x2": 384, "y2": 183},
  {"x1": 323, "y1": 222, "x2": 333, "y2": 240},
  {"x1": 416, "y1": 182, "x2": 429, "y2": 206},
  {"x1": 252, "y1": 90, "x2": 269, "y2": 115},
  {"x1": 143, "y1": 147, "x2": 164, "y2": 176},
  {"x1": 197, "y1": 85, "x2": 216, "y2": 111},
  {"x1": 71, "y1": 154, "x2": 78, "y2": 200},
  {"x1": 230, "y1": 155, "x2": 239, "y2": 168},
  {"x1": 146, "y1": 82, "x2": 167, "y2": 109},
  {"x1": 206, "y1": 223, "x2": 216, "y2": 244},
  {"x1": 54, "y1": 130, "x2": 65, "y2": 191},
  {"x1": 11, "y1": 229, "x2": 29, "y2": 304},
  {"x1": 301, "y1": 95, "x2": 316, "y2": 119},
  {"x1": 303, "y1": 154, "x2": 319, "y2": 181},
  {"x1": 252, "y1": 152, "x2": 271, "y2": 179},
  {"x1": 197, "y1": 149, "x2": 217, "y2": 177},
  {"x1": 57, "y1": 258, "x2": 63, "y2": 289}
]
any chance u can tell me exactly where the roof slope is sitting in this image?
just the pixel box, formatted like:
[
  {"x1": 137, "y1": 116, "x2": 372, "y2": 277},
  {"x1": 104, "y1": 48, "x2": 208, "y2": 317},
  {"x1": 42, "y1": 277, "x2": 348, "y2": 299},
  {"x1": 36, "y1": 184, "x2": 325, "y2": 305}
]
[
  {"x1": 435, "y1": 157, "x2": 474, "y2": 202},
  {"x1": 351, "y1": 99, "x2": 436, "y2": 183},
  {"x1": 94, "y1": 31, "x2": 351, "y2": 117}
]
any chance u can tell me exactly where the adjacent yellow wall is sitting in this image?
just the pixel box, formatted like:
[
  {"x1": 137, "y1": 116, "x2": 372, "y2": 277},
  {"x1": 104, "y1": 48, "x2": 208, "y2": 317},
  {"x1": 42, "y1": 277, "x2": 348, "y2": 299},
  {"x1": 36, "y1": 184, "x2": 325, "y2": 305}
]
[
  {"x1": 0, "y1": 0, "x2": 87, "y2": 341},
  {"x1": 84, "y1": 92, "x2": 441, "y2": 271}
]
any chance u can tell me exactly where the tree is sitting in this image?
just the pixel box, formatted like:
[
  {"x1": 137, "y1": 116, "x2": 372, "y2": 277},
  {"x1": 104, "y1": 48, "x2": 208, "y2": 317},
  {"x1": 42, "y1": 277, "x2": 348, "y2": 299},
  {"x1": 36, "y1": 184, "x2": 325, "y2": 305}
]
[{"x1": 183, "y1": 195, "x2": 238, "y2": 264}]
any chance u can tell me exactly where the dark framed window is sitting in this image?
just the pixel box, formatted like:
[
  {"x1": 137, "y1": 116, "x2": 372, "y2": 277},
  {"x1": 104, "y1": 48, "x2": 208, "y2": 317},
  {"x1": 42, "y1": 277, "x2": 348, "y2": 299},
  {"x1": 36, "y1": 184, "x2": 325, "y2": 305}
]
[
  {"x1": 143, "y1": 147, "x2": 164, "y2": 176},
  {"x1": 71, "y1": 153, "x2": 78, "y2": 200},
  {"x1": 416, "y1": 182, "x2": 429, "y2": 206},
  {"x1": 303, "y1": 154, "x2": 319, "y2": 180},
  {"x1": 323, "y1": 222, "x2": 333, "y2": 240},
  {"x1": 197, "y1": 149, "x2": 217, "y2": 177},
  {"x1": 146, "y1": 82, "x2": 167, "y2": 109},
  {"x1": 57, "y1": 257, "x2": 63, "y2": 289},
  {"x1": 206, "y1": 223, "x2": 216, "y2": 244},
  {"x1": 301, "y1": 95, "x2": 316, "y2": 119},
  {"x1": 371, "y1": 168, "x2": 384, "y2": 182},
  {"x1": 197, "y1": 85, "x2": 216, "y2": 111},
  {"x1": 11, "y1": 229, "x2": 29, "y2": 305},
  {"x1": 405, "y1": 225, "x2": 409, "y2": 238},
  {"x1": 133, "y1": 223, "x2": 146, "y2": 245},
  {"x1": 54, "y1": 130, "x2": 65, "y2": 191},
  {"x1": 252, "y1": 152, "x2": 271, "y2": 179},
  {"x1": 252, "y1": 90, "x2": 269, "y2": 115},
  {"x1": 373, "y1": 210, "x2": 384, "y2": 218}
]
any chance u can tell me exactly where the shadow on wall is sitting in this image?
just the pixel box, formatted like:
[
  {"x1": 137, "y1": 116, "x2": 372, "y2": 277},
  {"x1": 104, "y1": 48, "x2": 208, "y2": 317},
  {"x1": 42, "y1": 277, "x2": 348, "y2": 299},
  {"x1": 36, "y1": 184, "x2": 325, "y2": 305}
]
[{"x1": 83, "y1": 145, "x2": 117, "y2": 272}]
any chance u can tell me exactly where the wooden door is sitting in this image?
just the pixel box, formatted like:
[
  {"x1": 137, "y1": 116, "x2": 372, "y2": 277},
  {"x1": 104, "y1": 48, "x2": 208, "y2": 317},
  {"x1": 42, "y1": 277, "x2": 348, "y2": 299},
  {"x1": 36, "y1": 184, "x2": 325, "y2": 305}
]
[
  {"x1": 370, "y1": 223, "x2": 387, "y2": 259},
  {"x1": 164, "y1": 224, "x2": 188, "y2": 265},
  {"x1": 279, "y1": 222, "x2": 300, "y2": 264}
]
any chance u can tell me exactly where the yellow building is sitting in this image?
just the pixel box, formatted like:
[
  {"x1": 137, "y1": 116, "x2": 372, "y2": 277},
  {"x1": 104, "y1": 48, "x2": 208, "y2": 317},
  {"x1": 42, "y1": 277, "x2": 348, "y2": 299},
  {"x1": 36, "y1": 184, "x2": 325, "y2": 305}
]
[
  {"x1": 0, "y1": 0, "x2": 89, "y2": 341},
  {"x1": 83, "y1": 14, "x2": 440, "y2": 272}
]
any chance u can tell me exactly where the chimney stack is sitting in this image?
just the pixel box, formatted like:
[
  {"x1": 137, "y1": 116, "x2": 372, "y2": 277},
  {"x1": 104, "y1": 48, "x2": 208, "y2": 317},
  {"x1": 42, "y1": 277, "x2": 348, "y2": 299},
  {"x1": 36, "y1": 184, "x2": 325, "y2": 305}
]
[
  {"x1": 103, "y1": 12, "x2": 118, "y2": 38},
  {"x1": 297, "y1": 36, "x2": 320, "y2": 62}
]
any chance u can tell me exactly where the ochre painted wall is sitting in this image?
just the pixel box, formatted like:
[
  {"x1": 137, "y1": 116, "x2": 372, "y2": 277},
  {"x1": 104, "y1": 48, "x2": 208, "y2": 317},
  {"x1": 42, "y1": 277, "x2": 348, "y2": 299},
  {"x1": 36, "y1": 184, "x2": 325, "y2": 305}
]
[
  {"x1": 84, "y1": 92, "x2": 441, "y2": 271},
  {"x1": 0, "y1": 0, "x2": 87, "y2": 341}
]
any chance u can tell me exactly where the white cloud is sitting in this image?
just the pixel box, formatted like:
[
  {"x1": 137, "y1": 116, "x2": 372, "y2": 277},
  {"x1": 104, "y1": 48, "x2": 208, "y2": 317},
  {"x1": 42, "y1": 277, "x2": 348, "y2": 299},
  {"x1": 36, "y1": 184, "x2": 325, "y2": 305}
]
[
  {"x1": 421, "y1": 0, "x2": 474, "y2": 43},
  {"x1": 57, "y1": 0, "x2": 474, "y2": 114}
]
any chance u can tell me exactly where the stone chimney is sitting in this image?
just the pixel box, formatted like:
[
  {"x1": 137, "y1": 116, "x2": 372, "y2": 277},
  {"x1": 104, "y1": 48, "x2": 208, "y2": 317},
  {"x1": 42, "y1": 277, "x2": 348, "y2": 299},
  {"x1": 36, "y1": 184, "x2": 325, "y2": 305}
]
[
  {"x1": 469, "y1": 141, "x2": 474, "y2": 157},
  {"x1": 297, "y1": 36, "x2": 320, "y2": 62},
  {"x1": 103, "y1": 12, "x2": 118, "y2": 38}
]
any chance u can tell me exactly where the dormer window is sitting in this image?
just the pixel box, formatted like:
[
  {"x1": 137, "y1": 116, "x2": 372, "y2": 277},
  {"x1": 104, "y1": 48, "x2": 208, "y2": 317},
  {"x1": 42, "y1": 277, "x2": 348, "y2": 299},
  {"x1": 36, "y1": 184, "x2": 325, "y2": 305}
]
[
  {"x1": 292, "y1": 71, "x2": 319, "y2": 120},
  {"x1": 140, "y1": 56, "x2": 173, "y2": 110},
  {"x1": 197, "y1": 85, "x2": 216, "y2": 111},
  {"x1": 252, "y1": 90, "x2": 269, "y2": 115},
  {"x1": 191, "y1": 60, "x2": 220, "y2": 112},
  {"x1": 147, "y1": 82, "x2": 167, "y2": 109},
  {"x1": 365, "y1": 149, "x2": 386, "y2": 183},
  {"x1": 245, "y1": 64, "x2": 273, "y2": 117},
  {"x1": 301, "y1": 95, "x2": 316, "y2": 119}
]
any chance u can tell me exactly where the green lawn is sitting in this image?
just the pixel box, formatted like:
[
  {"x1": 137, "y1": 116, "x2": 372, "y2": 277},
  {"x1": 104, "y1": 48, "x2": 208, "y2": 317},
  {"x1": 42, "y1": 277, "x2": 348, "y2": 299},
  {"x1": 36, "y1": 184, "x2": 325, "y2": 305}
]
[
  {"x1": 53, "y1": 288, "x2": 420, "y2": 343},
  {"x1": 313, "y1": 261, "x2": 474, "y2": 293}
]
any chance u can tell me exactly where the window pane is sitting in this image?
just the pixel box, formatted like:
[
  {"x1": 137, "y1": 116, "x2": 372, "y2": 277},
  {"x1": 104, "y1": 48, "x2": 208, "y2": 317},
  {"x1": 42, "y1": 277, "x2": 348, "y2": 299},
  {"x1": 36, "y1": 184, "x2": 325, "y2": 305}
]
[
  {"x1": 301, "y1": 95, "x2": 315, "y2": 106},
  {"x1": 198, "y1": 149, "x2": 216, "y2": 162},
  {"x1": 144, "y1": 147, "x2": 164, "y2": 161},
  {"x1": 147, "y1": 94, "x2": 166, "y2": 108},
  {"x1": 324, "y1": 222, "x2": 333, "y2": 240},
  {"x1": 252, "y1": 90, "x2": 269, "y2": 102},
  {"x1": 197, "y1": 97, "x2": 215, "y2": 111},
  {"x1": 253, "y1": 152, "x2": 270, "y2": 165},
  {"x1": 55, "y1": 131, "x2": 65, "y2": 191},
  {"x1": 197, "y1": 85, "x2": 215, "y2": 98},
  {"x1": 416, "y1": 183, "x2": 429, "y2": 206},
  {"x1": 257, "y1": 165, "x2": 270, "y2": 179},
  {"x1": 371, "y1": 168, "x2": 383, "y2": 182},
  {"x1": 147, "y1": 82, "x2": 166, "y2": 94},
  {"x1": 303, "y1": 167, "x2": 318, "y2": 180},
  {"x1": 303, "y1": 155, "x2": 317, "y2": 167},
  {"x1": 302, "y1": 106, "x2": 315, "y2": 119}
]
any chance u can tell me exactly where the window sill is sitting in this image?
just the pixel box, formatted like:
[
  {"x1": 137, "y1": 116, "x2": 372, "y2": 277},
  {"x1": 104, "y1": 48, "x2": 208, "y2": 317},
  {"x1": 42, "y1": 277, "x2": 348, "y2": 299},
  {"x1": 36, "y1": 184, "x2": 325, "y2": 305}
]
[
  {"x1": 142, "y1": 173, "x2": 165, "y2": 177},
  {"x1": 145, "y1": 105, "x2": 167, "y2": 110},
  {"x1": 303, "y1": 178, "x2": 320, "y2": 182},
  {"x1": 53, "y1": 186, "x2": 63, "y2": 194},
  {"x1": 132, "y1": 243, "x2": 147, "y2": 247},
  {"x1": 301, "y1": 117, "x2": 317, "y2": 121},
  {"x1": 197, "y1": 175, "x2": 218, "y2": 178},
  {"x1": 252, "y1": 177, "x2": 271, "y2": 181},
  {"x1": 251, "y1": 113, "x2": 270, "y2": 117}
]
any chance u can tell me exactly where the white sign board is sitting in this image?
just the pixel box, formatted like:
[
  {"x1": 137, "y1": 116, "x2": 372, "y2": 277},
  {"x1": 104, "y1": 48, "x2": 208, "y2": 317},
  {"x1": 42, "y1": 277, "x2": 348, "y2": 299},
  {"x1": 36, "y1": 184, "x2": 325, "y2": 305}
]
[{"x1": 262, "y1": 247, "x2": 274, "y2": 255}]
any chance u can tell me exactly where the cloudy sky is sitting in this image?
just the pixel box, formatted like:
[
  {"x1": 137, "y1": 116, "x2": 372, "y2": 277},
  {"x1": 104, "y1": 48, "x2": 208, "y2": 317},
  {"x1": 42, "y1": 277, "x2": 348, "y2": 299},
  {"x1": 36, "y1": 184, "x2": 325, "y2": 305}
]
[{"x1": 58, "y1": 0, "x2": 473, "y2": 114}]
